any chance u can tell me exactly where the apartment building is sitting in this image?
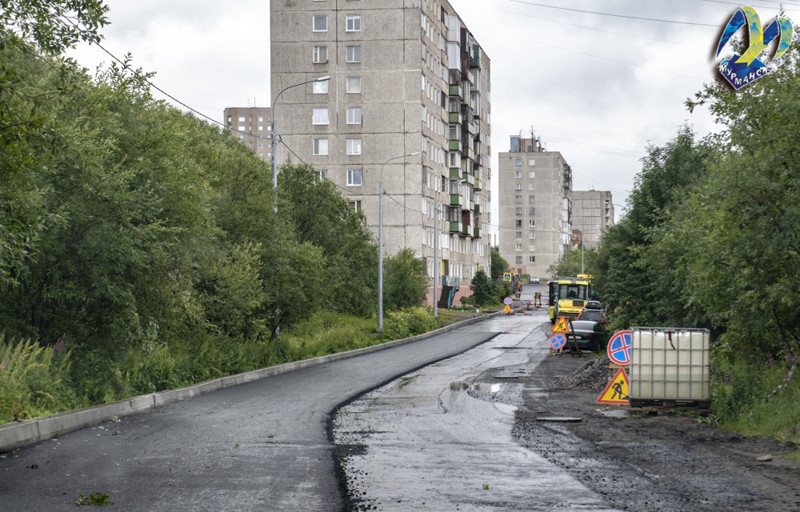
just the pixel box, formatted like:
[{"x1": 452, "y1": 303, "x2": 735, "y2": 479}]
[
  {"x1": 571, "y1": 190, "x2": 614, "y2": 249},
  {"x1": 498, "y1": 135, "x2": 571, "y2": 280},
  {"x1": 270, "y1": 0, "x2": 491, "y2": 306},
  {"x1": 223, "y1": 107, "x2": 272, "y2": 162}
]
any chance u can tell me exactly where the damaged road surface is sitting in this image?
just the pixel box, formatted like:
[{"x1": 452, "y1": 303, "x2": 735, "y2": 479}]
[{"x1": 333, "y1": 305, "x2": 800, "y2": 511}]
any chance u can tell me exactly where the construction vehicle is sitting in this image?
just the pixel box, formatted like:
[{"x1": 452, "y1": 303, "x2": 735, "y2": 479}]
[{"x1": 547, "y1": 275, "x2": 593, "y2": 323}]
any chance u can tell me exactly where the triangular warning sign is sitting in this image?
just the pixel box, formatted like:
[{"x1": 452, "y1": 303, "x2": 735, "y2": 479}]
[
  {"x1": 597, "y1": 368, "x2": 630, "y2": 405},
  {"x1": 551, "y1": 316, "x2": 569, "y2": 334}
]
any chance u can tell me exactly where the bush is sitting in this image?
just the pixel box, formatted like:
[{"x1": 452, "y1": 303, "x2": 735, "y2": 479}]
[{"x1": 380, "y1": 307, "x2": 438, "y2": 340}]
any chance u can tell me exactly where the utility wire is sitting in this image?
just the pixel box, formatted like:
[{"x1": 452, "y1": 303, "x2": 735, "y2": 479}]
[{"x1": 506, "y1": 0, "x2": 719, "y2": 27}]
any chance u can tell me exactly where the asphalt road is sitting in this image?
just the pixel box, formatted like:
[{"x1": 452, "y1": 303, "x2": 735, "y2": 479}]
[{"x1": 0, "y1": 322, "x2": 501, "y2": 511}]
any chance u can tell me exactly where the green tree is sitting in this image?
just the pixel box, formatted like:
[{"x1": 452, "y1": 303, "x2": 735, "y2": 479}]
[
  {"x1": 470, "y1": 269, "x2": 494, "y2": 307},
  {"x1": 383, "y1": 248, "x2": 427, "y2": 311},
  {"x1": 490, "y1": 247, "x2": 508, "y2": 280}
]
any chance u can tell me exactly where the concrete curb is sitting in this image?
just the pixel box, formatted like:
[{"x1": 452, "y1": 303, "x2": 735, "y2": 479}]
[{"x1": 0, "y1": 312, "x2": 501, "y2": 453}]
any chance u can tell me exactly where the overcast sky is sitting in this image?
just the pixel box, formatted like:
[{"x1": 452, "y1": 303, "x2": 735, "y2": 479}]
[{"x1": 68, "y1": 0, "x2": 800, "y2": 226}]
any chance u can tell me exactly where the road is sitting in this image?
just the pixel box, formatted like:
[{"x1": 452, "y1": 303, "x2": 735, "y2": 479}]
[{"x1": 0, "y1": 321, "x2": 501, "y2": 511}]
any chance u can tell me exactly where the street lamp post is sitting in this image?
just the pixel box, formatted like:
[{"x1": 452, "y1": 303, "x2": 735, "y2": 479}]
[
  {"x1": 270, "y1": 76, "x2": 330, "y2": 199},
  {"x1": 269, "y1": 75, "x2": 329, "y2": 338},
  {"x1": 378, "y1": 151, "x2": 420, "y2": 332}
]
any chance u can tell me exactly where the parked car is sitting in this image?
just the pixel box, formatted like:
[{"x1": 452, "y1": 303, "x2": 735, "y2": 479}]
[
  {"x1": 566, "y1": 320, "x2": 609, "y2": 352},
  {"x1": 577, "y1": 308, "x2": 607, "y2": 325},
  {"x1": 583, "y1": 300, "x2": 603, "y2": 310}
]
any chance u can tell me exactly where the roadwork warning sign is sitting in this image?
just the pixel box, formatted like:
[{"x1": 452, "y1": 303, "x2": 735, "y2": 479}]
[
  {"x1": 597, "y1": 368, "x2": 630, "y2": 405},
  {"x1": 551, "y1": 316, "x2": 569, "y2": 334}
]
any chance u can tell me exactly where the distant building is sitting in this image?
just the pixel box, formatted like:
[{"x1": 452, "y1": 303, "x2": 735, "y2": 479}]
[
  {"x1": 498, "y1": 135, "x2": 571, "y2": 280},
  {"x1": 270, "y1": 0, "x2": 491, "y2": 307},
  {"x1": 571, "y1": 190, "x2": 614, "y2": 249},
  {"x1": 223, "y1": 107, "x2": 272, "y2": 162}
]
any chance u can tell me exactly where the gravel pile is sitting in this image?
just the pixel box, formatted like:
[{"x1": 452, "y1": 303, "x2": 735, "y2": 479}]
[{"x1": 558, "y1": 355, "x2": 613, "y2": 392}]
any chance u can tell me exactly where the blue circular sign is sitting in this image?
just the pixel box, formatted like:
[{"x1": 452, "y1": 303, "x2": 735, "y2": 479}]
[
  {"x1": 504, "y1": 297, "x2": 513, "y2": 305},
  {"x1": 550, "y1": 333, "x2": 567, "y2": 350},
  {"x1": 607, "y1": 330, "x2": 632, "y2": 365}
]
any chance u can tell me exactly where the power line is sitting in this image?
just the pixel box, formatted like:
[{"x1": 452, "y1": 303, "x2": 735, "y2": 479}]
[{"x1": 506, "y1": 0, "x2": 719, "y2": 27}]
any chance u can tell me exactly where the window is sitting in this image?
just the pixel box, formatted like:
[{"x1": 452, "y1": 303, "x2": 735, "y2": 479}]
[
  {"x1": 528, "y1": 159, "x2": 536, "y2": 166},
  {"x1": 528, "y1": 182, "x2": 535, "y2": 190},
  {"x1": 516, "y1": 256, "x2": 523, "y2": 264},
  {"x1": 515, "y1": 195, "x2": 521, "y2": 204},
  {"x1": 515, "y1": 158, "x2": 522, "y2": 167},
  {"x1": 346, "y1": 45, "x2": 361, "y2": 63},
  {"x1": 528, "y1": 219, "x2": 535, "y2": 227},
  {"x1": 313, "y1": 45, "x2": 328, "y2": 63},
  {"x1": 529, "y1": 195, "x2": 535, "y2": 203},
  {"x1": 313, "y1": 15, "x2": 328, "y2": 32},
  {"x1": 529, "y1": 232, "x2": 536, "y2": 239},
  {"x1": 313, "y1": 80, "x2": 328, "y2": 94},
  {"x1": 347, "y1": 169, "x2": 362, "y2": 186},
  {"x1": 238, "y1": 116, "x2": 245, "y2": 122},
  {"x1": 347, "y1": 107, "x2": 362, "y2": 124},
  {"x1": 514, "y1": 183, "x2": 522, "y2": 191},
  {"x1": 319, "y1": 169, "x2": 328, "y2": 180},
  {"x1": 515, "y1": 220, "x2": 522, "y2": 228},
  {"x1": 313, "y1": 108, "x2": 329, "y2": 125},
  {"x1": 529, "y1": 244, "x2": 536, "y2": 251},
  {"x1": 313, "y1": 138, "x2": 328, "y2": 155},
  {"x1": 515, "y1": 170, "x2": 521, "y2": 178},
  {"x1": 515, "y1": 231, "x2": 522, "y2": 239},
  {"x1": 515, "y1": 207, "x2": 522, "y2": 216},
  {"x1": 528, "y1": 171, "x2": 535, "y2": 178},
  {"x1": 346, "y1": 138, "x2": 362, "y2": 155},
  {"x1": 349, "y1": 200, "x2": 362, "y2": 212},
  {"x1": 529, "y1": 256, "x2": 536, "y2": 263},
  {"x1": 529, "y1": 207, "x2": 535, "y2": 215},
  {"x1": 346, "y1": 77, "x2": 362, "y2": 93},
  {"x1": 346, "y1": 15, "x2": 361, "y2": 32},
  {"x1": 515, "y1": 243, "x2": 522, "y2": 251}
]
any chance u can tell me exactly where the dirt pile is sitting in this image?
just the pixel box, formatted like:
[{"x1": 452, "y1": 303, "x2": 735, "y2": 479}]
[{"x1": 557, "y1": 355, "x2": 612, "y2": 392}]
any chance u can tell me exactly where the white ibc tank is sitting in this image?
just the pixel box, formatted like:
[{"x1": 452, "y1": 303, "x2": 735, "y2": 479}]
[{"x1": 629, "y1": 328, "x2": 710, "y2": 401}]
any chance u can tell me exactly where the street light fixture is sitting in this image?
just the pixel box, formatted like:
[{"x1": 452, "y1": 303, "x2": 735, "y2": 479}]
[
  {"x1": 377, "y1": 151, "x2": 421, "y2": 332},
  {"x1": 270, "y1": 76, "x2": 330, "y2": 198},
  {"x1": 268, "y1": 75, "x2": 329, "y2": 338}
]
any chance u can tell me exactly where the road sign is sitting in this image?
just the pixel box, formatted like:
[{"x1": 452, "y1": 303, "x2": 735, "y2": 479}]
[
  {"x1": 607, "y1": 330, "x2": 632, "y2": 365},
  {"x1": 503, "y1": 272, "x2": 512, "y2": 282},
  {"x1": 597, "y1": 368, "x2": 630, "y2": 405},
  {"x1": 504, "y1": 297, "x2": 513, "y2": 305},
  {"x1": 549, "y1": 333, "x2": 567, "y2": 350},
  {"x1": 502, "y1": 304, "x2": 513, "y2": 314},
  {"x1": 551, "y1": 316, "x2": 570, "y2": 334}
]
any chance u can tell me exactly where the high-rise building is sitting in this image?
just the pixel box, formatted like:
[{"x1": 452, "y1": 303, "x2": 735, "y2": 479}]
[
  {"x1": 270, "y1": 0, "x2": 491, "y2": 306},
  {"x1": 223, "y1": 107, "x2": 272, "y2": 162},
  {"x1": 498, "y1": 135, "x2": 571, "y2": 280},
  {"x1": 571, "y1": 190, "x2": 614, "y2": 249}
]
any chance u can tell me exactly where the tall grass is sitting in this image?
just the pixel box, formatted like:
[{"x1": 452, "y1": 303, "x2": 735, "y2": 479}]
[{"x1": 0, "y1": 336, "x2": 77, "y2": 423}]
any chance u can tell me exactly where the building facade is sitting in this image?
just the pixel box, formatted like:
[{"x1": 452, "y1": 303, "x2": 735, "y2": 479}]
[
  {"x1": 270, "y1": 0, "x2": 492, "y2": 305},
  {"x1": 571, "y1": 190, "x2": 614, "y2": 249},
  {"x1": 223, "y1": 107, "x2": 272, "y2": 162},
  {"x1": 498, "y1": 135, "x2": 571, "y2": 280}
]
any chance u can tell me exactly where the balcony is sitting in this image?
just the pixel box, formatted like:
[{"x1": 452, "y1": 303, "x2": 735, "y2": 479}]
[
  {"x1": 461, "y1": 172, "x2": 474, "y2": 186},
  {"x1": 472, "y1": 203, "x2": 480, "y2": 214},
  {"x1": 449, "y1": 84, "x2": 463, "y2": 98},
  {"x1": 448, "y1": 139, "x2": 461, "y2": 152},
  {"x1": 449, "y1": 167, "x2": 460, "y2": 179},
  {"x1": 450, "y1": 194, "x2": 463, "y2": 207},
  {"x1": 461, "y1": 224, "x2": 470, "y2": 236},
  {"x1": 473, "y1": 227, "x2": 481, "y2": 238},
  {"x1": 473, "y1": 177, "x2": 483, "y2": 191},
  {"x1": 449, "y1": 221, "x2": 461, "y2": 233},
  {"x1": 448, "y1": 111, "x2": 462, "y2": 124}
]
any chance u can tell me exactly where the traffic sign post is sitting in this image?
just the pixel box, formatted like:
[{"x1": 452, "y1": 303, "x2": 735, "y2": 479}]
[
  {"x1": 549, "y1": 333, "x2": 567, "y2": 351},
  {"x1": 607, "y1": 330, "x2": 632, "y2": 366},
  {"x1": 597, "y1": 368, "x2": 630, "y2": 405},
  {"x1": 551, "y1": 316, "x2": 569, "y2": 334}
]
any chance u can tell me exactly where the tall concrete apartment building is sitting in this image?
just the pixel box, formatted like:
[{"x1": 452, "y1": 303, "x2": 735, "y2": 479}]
[
  {"x1": 223, "y1": 107, "x2": 272, "y2": 162},
  {"x1": 270, "y1": 0, "x2": 491, "y2": 305},
  {"x1": 498, "y1": 135, "x2": 572, "y2": 280},
  {"x1": 571, "y1": 190, "x2": 614, "y2": 249}
]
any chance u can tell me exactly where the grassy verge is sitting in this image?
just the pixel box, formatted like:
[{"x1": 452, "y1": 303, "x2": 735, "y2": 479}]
[{"x1": 1, "y1": 307, "x2": 493, "y2": 424}]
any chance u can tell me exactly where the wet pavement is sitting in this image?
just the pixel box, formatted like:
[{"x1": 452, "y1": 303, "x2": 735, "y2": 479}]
[{"x1": 333, "y1": 300, "x2": 620, "y2": 511}]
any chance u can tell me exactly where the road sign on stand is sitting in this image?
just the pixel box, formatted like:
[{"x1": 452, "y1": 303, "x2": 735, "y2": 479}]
[
  {"x1": 549, "y1": 333, "x2": 567, "y2": 351},
  {"x1": 607, "y1": 330, "x2": 632, "y2": 366},
  {"x1": 551, "y1": 316, "x2": 569, "y2": 334},
  {"x1": 597, "y1": 368, "x2": 630, "y2": 405}
]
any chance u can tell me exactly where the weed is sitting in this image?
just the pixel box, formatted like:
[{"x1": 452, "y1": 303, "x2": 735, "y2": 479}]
[{"x1": 74, "y1": 492, "x2": 114, "y2": 506}]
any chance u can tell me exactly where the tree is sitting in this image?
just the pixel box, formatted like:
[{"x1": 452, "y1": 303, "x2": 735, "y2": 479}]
[
  {"x1": 470, "y1": 269, "x2": 494, "y2": 307},
  {"x1": 383, "y1": 248, "x2": 427, "y2": 311},
  {"x1": 490, "y1": 247, "x2": 508, "y2": 280}
]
